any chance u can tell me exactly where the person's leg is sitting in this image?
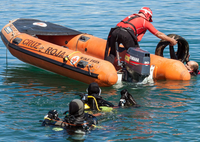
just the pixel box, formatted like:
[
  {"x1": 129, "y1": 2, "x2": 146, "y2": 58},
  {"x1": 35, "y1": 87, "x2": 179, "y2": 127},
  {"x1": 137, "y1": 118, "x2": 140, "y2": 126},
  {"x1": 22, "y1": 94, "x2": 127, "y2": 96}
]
[
  {"x1": 118, "y1": 30, "x2": 137, "y2": 50},
  {"x1": 105, "y1": 28, "x2": 137, "y2": 64},
  {"x1": 105, "y1": 29, "x2": 118, "y2": 64}
]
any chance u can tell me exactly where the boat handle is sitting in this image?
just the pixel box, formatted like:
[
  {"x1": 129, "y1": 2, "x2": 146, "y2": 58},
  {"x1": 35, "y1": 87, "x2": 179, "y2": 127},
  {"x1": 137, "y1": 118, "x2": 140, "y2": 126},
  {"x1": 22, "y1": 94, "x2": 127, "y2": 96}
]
[{"x1": 87, "y1": 64, "x2": 92, "y2": 75}]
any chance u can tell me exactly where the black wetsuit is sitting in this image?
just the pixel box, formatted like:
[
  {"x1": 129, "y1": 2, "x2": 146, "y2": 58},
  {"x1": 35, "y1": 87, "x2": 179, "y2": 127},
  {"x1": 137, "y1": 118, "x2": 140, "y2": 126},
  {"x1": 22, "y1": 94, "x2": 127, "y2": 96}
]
[{"x1": 42, "y1": 113, "x2": 98, "y2": 132}]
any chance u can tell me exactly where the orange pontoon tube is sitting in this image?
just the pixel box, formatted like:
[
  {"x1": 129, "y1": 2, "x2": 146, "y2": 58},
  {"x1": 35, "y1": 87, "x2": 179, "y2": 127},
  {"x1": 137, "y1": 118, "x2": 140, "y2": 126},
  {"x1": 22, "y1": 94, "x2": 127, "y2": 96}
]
[{"x1": 150, "y1": 54, "x2": 190, "y2": 80}]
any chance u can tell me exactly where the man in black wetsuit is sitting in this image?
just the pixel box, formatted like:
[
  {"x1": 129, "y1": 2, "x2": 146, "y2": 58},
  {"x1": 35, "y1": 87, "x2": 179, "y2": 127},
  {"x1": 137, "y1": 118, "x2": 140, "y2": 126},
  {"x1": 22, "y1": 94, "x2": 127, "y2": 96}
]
[
  {"x1": 81, "y1": 82, "x2": 140, "y2": 110},
  {"x1": 42, "y1": 99, "x2": 98, "y2": 132}
]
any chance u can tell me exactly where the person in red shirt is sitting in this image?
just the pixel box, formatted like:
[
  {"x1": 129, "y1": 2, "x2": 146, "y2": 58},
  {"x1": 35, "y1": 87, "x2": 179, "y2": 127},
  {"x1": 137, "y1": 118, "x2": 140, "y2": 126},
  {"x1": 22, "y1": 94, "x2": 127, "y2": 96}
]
[{"x1": 105, "y1": 7, "x2": 177, "y2": 64}]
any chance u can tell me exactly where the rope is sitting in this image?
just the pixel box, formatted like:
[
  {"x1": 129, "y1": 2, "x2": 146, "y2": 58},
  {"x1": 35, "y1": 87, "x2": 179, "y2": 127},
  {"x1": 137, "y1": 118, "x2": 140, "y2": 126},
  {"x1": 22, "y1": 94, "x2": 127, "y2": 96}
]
[{"x1": 64, "y1": 51, "x2": 81, "y2": 62}]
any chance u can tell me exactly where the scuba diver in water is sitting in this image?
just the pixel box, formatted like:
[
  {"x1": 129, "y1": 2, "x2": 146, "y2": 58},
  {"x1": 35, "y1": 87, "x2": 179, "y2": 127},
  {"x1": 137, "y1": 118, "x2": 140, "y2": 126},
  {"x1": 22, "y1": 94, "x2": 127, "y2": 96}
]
[
  {"x1": 80, "y1": 82, "x2": 140, "y2": 111},
  {"x1": 42, "y1": 99, "x2": 98, "y2": 132},
  {"x1": 42, "y1": 82, "x2": 139, "y2": 131}
]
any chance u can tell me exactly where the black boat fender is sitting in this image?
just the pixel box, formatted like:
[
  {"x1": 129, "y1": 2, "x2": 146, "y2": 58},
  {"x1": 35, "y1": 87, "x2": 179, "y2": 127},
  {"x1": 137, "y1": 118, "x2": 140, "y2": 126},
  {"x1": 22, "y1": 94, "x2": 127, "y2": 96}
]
[{"x1": 155, "y1": 34, "x2": 189, "y2": 63}]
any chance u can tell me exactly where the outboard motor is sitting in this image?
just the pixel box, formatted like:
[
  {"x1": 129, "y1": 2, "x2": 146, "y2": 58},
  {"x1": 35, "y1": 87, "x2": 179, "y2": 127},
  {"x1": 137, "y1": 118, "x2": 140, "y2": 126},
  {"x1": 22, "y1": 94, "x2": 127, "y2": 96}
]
[{"x1": 122, "y1": 47, "x2": 150, "y2": 82}]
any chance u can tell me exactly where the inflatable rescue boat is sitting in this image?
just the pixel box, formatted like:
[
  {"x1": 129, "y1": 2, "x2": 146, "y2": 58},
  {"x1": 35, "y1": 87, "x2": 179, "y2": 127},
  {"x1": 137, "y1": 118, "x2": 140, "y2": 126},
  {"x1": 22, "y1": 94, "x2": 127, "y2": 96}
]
[{"x1": 0, "y1": 18, "x2": 191, "y2": 87}]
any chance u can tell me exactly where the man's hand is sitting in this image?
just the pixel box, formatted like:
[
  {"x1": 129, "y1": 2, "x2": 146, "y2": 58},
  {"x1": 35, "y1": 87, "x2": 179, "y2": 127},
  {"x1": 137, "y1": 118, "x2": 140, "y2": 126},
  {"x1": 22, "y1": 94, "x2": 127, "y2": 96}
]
[{"x1": 170, "y1": 36, "x2": 177, "y2": 46}]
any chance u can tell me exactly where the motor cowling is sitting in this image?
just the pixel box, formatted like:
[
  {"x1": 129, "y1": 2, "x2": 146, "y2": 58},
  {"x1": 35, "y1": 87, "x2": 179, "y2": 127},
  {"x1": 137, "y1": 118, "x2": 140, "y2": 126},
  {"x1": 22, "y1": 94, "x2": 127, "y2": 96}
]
[{"x1": 123, "y1": 47, "x2": 150, "y2": 82}]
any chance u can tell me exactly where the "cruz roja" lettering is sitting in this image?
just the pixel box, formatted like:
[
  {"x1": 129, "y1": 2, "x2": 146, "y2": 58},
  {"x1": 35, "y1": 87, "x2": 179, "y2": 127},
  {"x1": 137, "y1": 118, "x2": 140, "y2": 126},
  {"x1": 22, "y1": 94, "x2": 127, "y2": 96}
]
[
  {"x1": 45, "y1": 47, "x2": 66, "y2": 58},
  {"x1": 22, "y1": 39, "x2": 41, "y2": 49}
]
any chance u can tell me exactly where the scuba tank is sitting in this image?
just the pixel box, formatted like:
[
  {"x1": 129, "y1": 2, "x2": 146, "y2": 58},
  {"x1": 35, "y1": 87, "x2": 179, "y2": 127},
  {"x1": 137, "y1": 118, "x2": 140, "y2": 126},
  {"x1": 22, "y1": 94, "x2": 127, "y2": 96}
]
[{"x1": 80, "y1": 93, "x2": 114, "y2": 112}]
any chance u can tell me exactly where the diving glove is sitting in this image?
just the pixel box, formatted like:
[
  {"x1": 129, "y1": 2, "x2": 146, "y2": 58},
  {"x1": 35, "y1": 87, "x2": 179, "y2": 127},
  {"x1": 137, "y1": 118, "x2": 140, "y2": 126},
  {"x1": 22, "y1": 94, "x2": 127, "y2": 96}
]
[{"x1": 118, "y1": 89, "x2": 140, "y2": 107}]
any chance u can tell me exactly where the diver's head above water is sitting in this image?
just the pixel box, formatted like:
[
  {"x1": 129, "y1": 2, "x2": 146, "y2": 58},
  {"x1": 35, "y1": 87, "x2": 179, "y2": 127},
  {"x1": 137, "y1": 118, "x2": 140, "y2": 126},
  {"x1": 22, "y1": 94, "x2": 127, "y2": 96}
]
[
  {"x1": 87, "y1": 82, "x2": 101, "y2": 96},
  {"x1": 69, "y1": 99, "x2": 84, "y2": 118}
]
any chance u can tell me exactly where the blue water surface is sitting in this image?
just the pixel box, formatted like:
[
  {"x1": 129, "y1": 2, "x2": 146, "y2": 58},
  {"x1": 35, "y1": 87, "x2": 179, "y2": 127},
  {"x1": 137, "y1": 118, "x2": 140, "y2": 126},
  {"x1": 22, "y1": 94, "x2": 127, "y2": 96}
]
[{"x1": 1, "y1": 0, "x2": 200, "y2": 141}]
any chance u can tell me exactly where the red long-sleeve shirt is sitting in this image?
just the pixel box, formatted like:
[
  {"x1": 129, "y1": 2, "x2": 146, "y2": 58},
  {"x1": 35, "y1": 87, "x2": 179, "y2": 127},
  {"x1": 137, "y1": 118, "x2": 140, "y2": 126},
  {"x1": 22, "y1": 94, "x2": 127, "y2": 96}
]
[{"x1": 117, "y1": 14, "x2": 159, "y2": 42}]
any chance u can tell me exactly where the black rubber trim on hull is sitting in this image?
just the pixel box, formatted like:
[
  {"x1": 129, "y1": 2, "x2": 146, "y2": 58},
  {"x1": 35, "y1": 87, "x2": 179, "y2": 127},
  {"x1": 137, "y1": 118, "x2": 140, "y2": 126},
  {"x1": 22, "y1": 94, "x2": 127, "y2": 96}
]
[{"x1": 1, "y1": 33, "x2": 98, "y2": 79}]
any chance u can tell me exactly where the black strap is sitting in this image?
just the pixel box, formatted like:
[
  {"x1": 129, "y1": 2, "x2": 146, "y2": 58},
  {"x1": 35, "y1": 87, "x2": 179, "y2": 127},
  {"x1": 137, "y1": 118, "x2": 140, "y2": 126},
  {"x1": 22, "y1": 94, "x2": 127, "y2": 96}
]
[{"x1": 121, "y1": 15, "x2": 140, "y2": 36}]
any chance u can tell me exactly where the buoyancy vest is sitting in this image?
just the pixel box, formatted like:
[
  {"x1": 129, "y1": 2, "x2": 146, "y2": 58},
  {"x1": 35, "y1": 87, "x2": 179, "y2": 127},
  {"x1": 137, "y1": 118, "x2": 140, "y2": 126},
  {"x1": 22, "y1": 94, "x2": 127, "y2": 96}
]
[
  {"x1": 117, "y1": 15, "x2": 141, "y2": 36},
  {"x1": 63, "y1": 113, "x2": 98, "y2": 132},
  {"x1": 83, "y1": 94, "x2": 114, "y2": 111},
  {"x1": 42, "y1": 111, "x2": 97, "y2": 132}
]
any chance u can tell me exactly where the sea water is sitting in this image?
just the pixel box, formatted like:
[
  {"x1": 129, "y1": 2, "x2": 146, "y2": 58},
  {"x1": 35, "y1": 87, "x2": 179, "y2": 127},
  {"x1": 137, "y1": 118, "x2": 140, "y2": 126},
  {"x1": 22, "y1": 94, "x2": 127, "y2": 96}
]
[{"x1": 0, "y1": 0, "x2": 200, "y2": 141}]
